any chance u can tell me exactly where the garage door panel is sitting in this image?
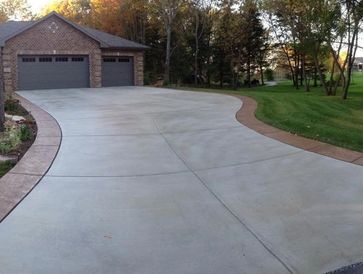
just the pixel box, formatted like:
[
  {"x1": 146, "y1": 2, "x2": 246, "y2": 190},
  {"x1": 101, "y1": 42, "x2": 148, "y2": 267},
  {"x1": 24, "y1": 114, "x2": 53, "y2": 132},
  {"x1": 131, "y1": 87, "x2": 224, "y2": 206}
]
[
  {"x1": 18, "y1": 56, "x2": 89, "y2": 90},
  {"x1": 102, "y1": 57, "x2": 134, "y2": 87}
]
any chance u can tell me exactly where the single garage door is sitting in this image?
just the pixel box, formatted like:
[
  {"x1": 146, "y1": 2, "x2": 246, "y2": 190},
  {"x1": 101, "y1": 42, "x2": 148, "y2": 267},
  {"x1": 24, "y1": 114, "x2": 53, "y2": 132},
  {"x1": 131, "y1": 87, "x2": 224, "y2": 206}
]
[
  {"x1": 18, "y1": 55, "x2": 89, "y2": 90},
  {"x1": 102, "y1": 57, "x2": 134, "y2": 87}
]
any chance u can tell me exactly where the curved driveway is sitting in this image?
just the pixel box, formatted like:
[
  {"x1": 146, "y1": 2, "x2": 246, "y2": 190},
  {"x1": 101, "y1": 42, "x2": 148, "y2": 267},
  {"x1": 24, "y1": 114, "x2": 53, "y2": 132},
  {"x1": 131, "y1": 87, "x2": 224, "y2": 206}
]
[{"x1": 1, "y1": 87, "x2": 363, "y2": 273}]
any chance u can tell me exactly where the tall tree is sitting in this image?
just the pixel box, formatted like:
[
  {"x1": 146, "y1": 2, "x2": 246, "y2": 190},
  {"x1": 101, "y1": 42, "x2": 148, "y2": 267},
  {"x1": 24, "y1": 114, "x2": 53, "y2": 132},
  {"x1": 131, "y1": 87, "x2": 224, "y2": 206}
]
[
  {"x1": 152, "y1": 0, "x2": 184, "y2": 84},
  {"x1": 239, "y1": 0, "x2": 266, "y2": 87},
  {"x1": 0, "y1": 0, "x2": 33, "y2": 21}
]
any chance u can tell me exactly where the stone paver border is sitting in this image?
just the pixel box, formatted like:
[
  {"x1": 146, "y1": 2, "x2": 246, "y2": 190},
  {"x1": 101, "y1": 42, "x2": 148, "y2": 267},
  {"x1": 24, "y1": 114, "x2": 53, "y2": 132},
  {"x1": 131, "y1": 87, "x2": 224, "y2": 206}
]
[
  {"x1": 0, "y1": 94, "x2": 62, "y2": 222},
  {"x1": 235, "y1": 95, "x2": 363, "y2": 166}
]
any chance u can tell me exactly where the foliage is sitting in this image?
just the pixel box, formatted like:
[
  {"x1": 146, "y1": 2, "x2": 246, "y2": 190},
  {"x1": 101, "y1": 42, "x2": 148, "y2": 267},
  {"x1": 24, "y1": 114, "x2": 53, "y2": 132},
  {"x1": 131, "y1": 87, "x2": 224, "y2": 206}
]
[
  {"x1": 0, "y1": 161, "x2": 15, "y2": 178},
  {"x1": 19, "y1": 124, "x2": 31, "y2": 141},
  {"x1": 5, "y1": 99, "x2": 28, "y2": 116},
  {"x1": 0, "y1": 121, "x2": 22, "y2": 154},
  {"x1": 265, "y1": 68, "x2": 274, "y2": 81},
  {"x1": 25, "y1": 0, "x2": 363, "y2": 99},
  {"x1": 0, "y1": 0, "x2": 33, "y2": 21}
]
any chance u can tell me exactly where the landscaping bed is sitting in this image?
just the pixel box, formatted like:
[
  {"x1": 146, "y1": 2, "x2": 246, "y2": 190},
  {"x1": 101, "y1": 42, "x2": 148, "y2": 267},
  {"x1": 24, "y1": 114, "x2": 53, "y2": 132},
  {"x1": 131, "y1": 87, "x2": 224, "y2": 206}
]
[{"x1": 0, "y1": 99, "x2": 37, "y2": 177}]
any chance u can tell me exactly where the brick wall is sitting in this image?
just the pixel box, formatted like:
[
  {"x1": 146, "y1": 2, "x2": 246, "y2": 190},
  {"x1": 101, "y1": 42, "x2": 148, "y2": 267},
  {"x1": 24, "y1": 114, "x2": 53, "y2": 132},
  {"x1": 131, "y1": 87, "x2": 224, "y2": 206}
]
[{"x1": 3, "y1": 14, "x2": 102, "y2": 93}]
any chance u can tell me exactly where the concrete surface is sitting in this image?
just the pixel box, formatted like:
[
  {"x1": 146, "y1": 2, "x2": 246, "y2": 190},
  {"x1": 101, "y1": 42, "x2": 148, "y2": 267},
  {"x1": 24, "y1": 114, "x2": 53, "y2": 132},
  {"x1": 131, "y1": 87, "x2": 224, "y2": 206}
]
[{"x1": 0, "y1": 87, "x2": 362, "y2": 274}]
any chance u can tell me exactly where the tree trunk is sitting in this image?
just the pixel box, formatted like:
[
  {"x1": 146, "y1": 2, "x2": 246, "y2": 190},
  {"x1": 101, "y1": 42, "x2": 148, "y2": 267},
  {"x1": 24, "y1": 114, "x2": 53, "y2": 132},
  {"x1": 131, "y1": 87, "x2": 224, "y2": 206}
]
[
  {"x1": 247, "y1": 58, "x2": 251, "y2": 88},
  {"x1": 313, "y1": 67, "x2": 317, "y2": 87},
  {"x1": 194, "y1": 13, "x2": 199, "y2": 86},
  {"x1": 260, "y1": 63, "x2": 264, "y2": 85},
  {"x1": 219, "y1": 58, "x2": 223, "y2": 88},
  {"x1": 164, "y1": 24, "x2": 172, "y2": 85},
  {"x1": 342, "y1": 27, "x2": 359, "y2": 100},
  {"x1": 313, "y1": 52, "x2": 329, "y2": 95},
  {"x1": 302, "y1": 55, "x2": 310, "y2": 92}
]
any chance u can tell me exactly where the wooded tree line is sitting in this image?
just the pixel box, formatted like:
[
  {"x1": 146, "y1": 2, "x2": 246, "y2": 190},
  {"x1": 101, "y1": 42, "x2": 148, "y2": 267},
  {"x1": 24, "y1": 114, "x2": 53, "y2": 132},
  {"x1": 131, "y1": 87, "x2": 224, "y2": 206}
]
[
  {"x1": 2, "y1": 0, "x2": 363, "y2": 99},
  {"x1": 41, "y1": 0, "x2": 268, "y2": 89}
]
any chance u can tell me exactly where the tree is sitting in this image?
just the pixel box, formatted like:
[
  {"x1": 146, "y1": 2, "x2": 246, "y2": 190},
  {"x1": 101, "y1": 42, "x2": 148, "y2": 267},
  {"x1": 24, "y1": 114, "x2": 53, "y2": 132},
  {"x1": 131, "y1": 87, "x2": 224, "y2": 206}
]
[
  {"x1": 239, "y1": 0, "x2": 266, "y2": 87},
  {"x1": 152, "y1": 0, "x2": 184, "y2": 84},
  {"x1": 340, "y1": 0, "x2": 363, "y2": 99},
  {"x1": 43, "y1": 0, "x2": 93, "y2": 25},
  {"x1": 0, "y1": 0, "x2": 33, "y2": 21},
  {"x1": 190, "y1": 0, "x2": 213, "y2": 86},
  {"x1": 212, "y1": 0, "x2": 237, "y2": 87}
]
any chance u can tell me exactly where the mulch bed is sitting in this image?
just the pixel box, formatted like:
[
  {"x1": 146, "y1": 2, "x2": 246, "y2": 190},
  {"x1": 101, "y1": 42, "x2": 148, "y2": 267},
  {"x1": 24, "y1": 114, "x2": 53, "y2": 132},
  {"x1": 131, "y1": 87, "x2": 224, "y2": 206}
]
[{"x1": 2, "y1": 99, "x2": 37, "y2": 168}]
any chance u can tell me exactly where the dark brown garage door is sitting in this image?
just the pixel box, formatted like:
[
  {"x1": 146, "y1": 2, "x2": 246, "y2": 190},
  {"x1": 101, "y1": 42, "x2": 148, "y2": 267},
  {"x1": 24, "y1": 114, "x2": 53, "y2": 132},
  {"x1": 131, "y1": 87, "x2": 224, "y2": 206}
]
[
  {"x1": 102, "y1": 57, "x2": 134, "y2": 87},
  {"x1": 17, "y1": 55, "x2": 89, "y2": 90}
]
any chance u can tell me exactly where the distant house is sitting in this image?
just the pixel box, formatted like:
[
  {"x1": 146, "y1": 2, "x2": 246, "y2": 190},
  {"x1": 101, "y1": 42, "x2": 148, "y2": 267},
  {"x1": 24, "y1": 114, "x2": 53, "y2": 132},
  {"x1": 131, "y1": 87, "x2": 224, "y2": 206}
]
[{"x1": 353, "y1": 57, "x2": 363, "y2": 71}]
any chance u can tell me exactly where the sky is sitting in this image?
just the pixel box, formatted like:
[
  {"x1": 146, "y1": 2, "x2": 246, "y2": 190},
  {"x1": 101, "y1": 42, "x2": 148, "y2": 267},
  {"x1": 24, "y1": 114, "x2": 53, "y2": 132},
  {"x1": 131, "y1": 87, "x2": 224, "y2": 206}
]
[{"x1": 28, "y1": 0, "x2": 49, "y2": 13}]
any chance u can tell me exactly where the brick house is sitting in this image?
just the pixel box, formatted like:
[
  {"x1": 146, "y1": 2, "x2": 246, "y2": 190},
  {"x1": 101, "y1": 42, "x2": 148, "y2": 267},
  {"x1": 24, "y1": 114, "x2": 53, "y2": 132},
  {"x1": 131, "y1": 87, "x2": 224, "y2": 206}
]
[{"x1": 0, "y1": 11, "x2": 148, "y2": 93}]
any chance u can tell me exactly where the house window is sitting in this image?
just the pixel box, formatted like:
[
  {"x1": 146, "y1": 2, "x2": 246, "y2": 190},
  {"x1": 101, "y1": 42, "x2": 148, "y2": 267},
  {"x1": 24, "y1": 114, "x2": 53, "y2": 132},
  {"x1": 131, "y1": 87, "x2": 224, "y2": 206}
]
[
  {"x1": 359, "y1": 64, "x2": 363, "y2": 70},
  {"x1": 103, "y1": 57, "x2": 116, "y2": 62},
  {"x1": 72, "y1": 57, "x2": 84, "y2": 62},
  {"x1": 22, "y1": 57, "x2": 36, "y2": 62},
  {"x1": 39, "y1": 57, "x2": 52, "y2": 62},
  {"x1": 119, "y1": 58, "x2": 130, "y2": 63},
  {"x1": 55, "y1": 57, "x2": 68, "y2": 62}
]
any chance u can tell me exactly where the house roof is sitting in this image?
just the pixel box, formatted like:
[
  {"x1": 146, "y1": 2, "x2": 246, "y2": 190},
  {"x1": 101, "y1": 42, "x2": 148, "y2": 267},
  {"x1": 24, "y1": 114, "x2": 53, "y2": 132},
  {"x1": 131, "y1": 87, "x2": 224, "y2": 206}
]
[{"x1": 0, "y1": 12, "x2": 148, "y2": 50}]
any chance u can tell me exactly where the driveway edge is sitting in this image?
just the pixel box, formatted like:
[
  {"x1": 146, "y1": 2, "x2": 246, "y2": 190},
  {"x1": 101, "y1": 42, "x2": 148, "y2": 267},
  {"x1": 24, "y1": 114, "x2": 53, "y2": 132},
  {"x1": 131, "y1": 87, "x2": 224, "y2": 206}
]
[
  {"x1": 235, "y1": 95, "x2": 363, "y2": 166},
  {"x1": 0, "y1": 94, "x2": 62, "y2": 222}
]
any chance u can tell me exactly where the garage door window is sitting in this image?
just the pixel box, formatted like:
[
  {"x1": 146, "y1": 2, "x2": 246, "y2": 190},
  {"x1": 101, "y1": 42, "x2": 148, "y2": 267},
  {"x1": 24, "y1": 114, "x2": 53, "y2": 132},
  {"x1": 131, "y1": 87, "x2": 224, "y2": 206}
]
[
  {"x1": 72, "y1": 57, "x2": 84, "y2": 62},
  {"x1": 22, "y1": 57, "x2": 36, "y2": 62},
  {"x1": 119, "y1": 58, "x2": 130, "y2": 62},
  {"x1": 55, "y1": 57, "x2": 68, "y2": 62},
  {"x1": 103, "y1": 58, "x2": 116, "y2": 62},
  {"x1": 39, "y1": 57, "x2": 52, "y2": 62}
]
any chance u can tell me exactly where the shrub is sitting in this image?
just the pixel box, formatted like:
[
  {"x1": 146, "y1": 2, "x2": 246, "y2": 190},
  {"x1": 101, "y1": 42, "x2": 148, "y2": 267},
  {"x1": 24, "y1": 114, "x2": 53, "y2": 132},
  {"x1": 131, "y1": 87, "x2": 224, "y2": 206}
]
[
  {"x1": 265, "y1": 69, "x2": 274, "y2": 81},
  {"x1": 0, "y1": 121, "x2": 21, "y2": 154},
  {"x1": 19, "y1": 124, "x2": 32, "y2": 141},
  {"x1": 0, "y1": 161, "x2": 15, "y2": 178},
  {"x1": 5, "y1": 99, "x2": 28, "y2": 116}
]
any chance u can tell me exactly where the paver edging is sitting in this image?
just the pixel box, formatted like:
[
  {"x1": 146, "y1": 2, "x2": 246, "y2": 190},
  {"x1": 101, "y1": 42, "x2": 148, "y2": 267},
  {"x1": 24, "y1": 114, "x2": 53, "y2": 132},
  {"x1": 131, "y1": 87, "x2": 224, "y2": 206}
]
[
  {"x1": 234, "y1": 95, "x2": 363, "y2": 166},
  {"x1": 0, "y1": 94, "x2": 62, "y2": 222}
]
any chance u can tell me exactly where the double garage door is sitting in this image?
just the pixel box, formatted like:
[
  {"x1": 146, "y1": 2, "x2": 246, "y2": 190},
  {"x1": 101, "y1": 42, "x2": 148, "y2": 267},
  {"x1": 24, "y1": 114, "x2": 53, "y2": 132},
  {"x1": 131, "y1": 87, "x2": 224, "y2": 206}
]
[{"x1": 17, "y1": 55, "x2": 134, "y2": 90}]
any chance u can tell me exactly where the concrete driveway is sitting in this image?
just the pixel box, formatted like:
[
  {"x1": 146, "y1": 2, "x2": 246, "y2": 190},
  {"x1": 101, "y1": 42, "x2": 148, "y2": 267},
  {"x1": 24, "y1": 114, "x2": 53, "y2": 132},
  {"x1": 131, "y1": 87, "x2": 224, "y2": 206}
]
[{"x1": 0, "y1": 87, "x2": 362, "y2": 274}]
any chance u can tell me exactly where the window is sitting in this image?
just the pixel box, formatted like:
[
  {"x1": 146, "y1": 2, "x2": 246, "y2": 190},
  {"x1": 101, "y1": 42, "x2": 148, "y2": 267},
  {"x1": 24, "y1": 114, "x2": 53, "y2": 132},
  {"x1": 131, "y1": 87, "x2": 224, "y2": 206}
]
[
  {"x1": 119, "y1": 58, "x2": 130, "y2": 63},
  {"x1": 103, "y1": 58, "x2": 116, "y2": 62},
  {"x1": 55, "y1": 57, "x2": 68, "y2": 62},
  {"x1": 39, "y1": 57, "x2": 52, "y2": 62},
  {"x1": 22, "y1": 57, "x2": 36, "y2": 62},
  {"x1": 72, "y1": 57, "x2": 84, "y2": 62}
]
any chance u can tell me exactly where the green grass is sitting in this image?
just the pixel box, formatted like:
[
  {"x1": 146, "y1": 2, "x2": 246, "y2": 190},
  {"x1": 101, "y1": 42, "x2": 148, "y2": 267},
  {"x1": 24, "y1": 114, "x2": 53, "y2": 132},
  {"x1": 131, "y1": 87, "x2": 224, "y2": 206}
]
[{"x1": 176, "y1": 73, "x2": 363, "y2": 152}]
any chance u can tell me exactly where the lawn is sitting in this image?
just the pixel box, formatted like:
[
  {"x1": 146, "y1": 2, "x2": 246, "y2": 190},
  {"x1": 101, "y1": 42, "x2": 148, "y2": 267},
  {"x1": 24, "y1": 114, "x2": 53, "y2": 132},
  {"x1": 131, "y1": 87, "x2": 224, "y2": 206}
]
[{"x1": 177, "y1": 73, "x2": 363, "y2": 152}]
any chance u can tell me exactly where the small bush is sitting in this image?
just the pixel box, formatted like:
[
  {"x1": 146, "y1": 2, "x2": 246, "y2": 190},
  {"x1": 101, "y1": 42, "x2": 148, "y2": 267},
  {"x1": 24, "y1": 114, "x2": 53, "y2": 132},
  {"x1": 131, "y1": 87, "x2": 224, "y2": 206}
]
[
  {"x1": 5, "y1": 99, "x2": 28, "y2": 116},
  {"x1": 19, "y1": 124, "x2": 32, "y2": 141},
  {"x1": 0, "y1": 161, "x2": 15, "y2": 178},
  {"x1": 265, "y1": 69, "x2": 274, "y2": 81},
  {"x1": 0, "y1": 121, "x2": 21, "y2": 154}
]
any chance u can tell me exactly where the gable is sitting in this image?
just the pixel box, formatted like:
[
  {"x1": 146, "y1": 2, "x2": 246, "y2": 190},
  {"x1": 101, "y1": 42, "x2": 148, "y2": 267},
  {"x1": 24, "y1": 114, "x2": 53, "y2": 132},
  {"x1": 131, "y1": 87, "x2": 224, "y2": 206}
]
[{"x1": 5, "y1": 14, "x2": 100, "y2": 50}]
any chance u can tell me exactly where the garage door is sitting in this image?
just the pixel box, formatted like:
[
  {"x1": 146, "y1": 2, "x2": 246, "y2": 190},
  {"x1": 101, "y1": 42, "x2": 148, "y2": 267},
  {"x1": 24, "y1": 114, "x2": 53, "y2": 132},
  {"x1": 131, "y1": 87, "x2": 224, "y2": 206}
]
[
  {"x1": 18, "y1": 55, "x2": 89, "y2": 90},
  {"x1": 102, "y1": 57, "x2": 134, "y2": 87}
]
